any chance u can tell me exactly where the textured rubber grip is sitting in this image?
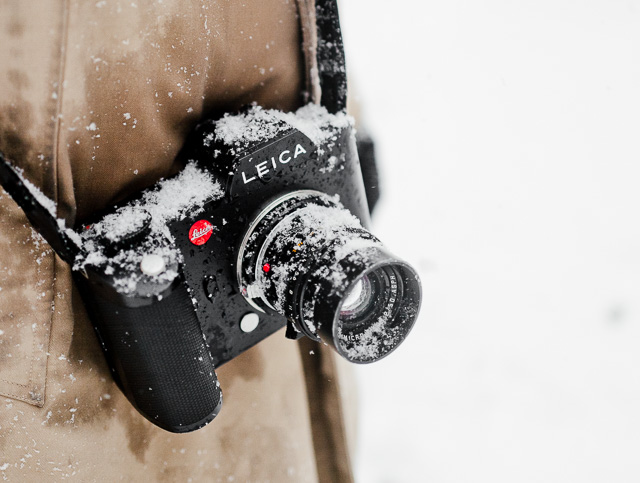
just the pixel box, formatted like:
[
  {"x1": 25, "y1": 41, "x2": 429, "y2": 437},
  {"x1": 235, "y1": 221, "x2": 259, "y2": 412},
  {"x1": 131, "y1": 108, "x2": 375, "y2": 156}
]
[{"x1": 77, "y1": 279, "x2": 222, "y2": 433}]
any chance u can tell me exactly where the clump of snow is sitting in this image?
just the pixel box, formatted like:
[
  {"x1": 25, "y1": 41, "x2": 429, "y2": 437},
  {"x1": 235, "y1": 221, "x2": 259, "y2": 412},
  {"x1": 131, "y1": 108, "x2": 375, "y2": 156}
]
[
  {"x1": 211, "y1": 109, "x2": 290, "y2": 146},
  {"x1": 212, "y1": 103, "x2": 353, "y2": 150},
  {"x1": 76, "y1": 162, "x2": 223, "y2": 294},
  {"x1": 254, "y1": 201, "x2": 363, "y2": 312},
  {"x1": 137, "y1": 162, "x2": 222, "y2": 230},
  {"x1": 333, "y1": 236, "x2": 383, "y2": 262},
  {"x1": 86, "y1": 207, "x2": 150, "y2": 243},
  {"x1": 319, "y1": 155, "x2": 339, "y2": 174},
  {"x1": 80, "y1": 162, "x2": 221, "y2": 244},
  {"x1": 64, "y1": 228, "x2": 83, "y2": 248},
  {"x1": 336, "y1": 315, "x2": 402, "y2": 362},
  {"x1": 280, "y1": 103, "x2": 352, "y2": 146},
  {"x1": 13, "y1": 166, "x2": 57, "y2": 217}
]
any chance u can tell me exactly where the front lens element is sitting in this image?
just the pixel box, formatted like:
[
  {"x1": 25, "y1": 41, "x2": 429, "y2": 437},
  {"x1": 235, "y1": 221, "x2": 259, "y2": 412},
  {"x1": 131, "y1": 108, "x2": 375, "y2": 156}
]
[
  {"x1": 333, "y1": 263, "x2": 419, "y2": 363},
  {"x1": 339, "y1": 275, "x2": 373, "y2": 319}
]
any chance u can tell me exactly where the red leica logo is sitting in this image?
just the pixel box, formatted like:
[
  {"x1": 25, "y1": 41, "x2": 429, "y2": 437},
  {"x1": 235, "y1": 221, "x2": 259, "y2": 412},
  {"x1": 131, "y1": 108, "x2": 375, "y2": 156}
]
[{"x1": 189, "y1": 220, "x2": 214, "y2": 246}]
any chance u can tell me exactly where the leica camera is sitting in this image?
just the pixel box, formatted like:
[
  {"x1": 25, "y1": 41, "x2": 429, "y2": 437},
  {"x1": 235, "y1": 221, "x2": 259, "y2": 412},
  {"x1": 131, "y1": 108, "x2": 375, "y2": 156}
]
[{"x1": 0, "y1": 104, "x2": 421, "y2": 433}]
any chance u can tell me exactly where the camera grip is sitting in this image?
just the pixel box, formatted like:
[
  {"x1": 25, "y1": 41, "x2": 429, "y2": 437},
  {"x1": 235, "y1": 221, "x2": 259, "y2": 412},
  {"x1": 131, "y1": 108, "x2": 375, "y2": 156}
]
[{"x1": 77, "y1": 279, "x2": 222, "y2": 433}]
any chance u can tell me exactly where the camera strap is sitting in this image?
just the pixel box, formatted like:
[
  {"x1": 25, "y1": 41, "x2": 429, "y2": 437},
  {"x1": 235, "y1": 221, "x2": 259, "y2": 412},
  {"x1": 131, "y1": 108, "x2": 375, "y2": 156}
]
[
  {"x1": 0, "y1": 150, "x2": 82, "y2": 265},
  {"x1": 315, "y1": 0, "x2": 348, "y2": 114}
]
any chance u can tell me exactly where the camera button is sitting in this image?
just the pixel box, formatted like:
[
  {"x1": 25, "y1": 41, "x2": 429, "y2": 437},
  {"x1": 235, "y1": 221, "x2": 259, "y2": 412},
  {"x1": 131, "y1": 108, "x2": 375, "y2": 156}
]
[
  {"x1": 240, "y1": 313, "x2": 260, "y2": 333},
  {"x1": 140, "y1": 254, "x2": 166, "y2": 276}
]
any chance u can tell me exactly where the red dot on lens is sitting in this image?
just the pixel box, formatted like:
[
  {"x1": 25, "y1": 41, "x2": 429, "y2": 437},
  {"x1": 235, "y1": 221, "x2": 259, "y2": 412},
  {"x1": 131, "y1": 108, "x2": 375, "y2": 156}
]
[{"x1": 262, "y1": 263, "x2": 271, "y2": 273}]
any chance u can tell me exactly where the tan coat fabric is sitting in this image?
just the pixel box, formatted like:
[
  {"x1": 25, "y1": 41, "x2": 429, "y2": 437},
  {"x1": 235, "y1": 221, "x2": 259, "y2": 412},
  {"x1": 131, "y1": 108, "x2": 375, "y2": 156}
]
[{"x1": 0, "y1": 1, "x2": 354, "y2": 481}]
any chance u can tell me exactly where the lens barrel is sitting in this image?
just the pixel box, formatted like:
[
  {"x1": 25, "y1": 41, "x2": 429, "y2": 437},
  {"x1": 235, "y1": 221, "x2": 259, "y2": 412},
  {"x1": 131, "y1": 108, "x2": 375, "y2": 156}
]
[{"x1": 237, "y1": 190, "x2": 421, "y2": 363}]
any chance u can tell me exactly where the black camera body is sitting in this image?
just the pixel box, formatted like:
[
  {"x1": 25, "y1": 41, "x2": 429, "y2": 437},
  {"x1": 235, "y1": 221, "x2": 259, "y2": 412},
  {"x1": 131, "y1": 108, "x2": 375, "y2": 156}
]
[{"x1": 0, "y1": 104, "x2": 421, "y2": 433}]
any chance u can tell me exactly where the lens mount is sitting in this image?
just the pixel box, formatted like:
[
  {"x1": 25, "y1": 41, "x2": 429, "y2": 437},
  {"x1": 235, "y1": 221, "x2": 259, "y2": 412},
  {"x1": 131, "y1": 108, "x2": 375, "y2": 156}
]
[{"x1": 236, "y1": 190, "x2": 334, "y2": 314}]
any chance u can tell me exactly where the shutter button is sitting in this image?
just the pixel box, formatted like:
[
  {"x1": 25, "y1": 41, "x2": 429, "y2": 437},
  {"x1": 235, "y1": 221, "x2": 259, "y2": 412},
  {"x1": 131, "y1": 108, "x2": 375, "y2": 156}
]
[{"x1": 140, "y1": 254, "x2": 166, "y2": 276}]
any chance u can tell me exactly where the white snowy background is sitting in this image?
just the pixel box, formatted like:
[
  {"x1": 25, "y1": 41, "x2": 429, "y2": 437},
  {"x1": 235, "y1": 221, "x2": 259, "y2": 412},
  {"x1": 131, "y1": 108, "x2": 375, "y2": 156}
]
[{"x1": 341, "y1": 1, "x2": 640, "y2": 482}]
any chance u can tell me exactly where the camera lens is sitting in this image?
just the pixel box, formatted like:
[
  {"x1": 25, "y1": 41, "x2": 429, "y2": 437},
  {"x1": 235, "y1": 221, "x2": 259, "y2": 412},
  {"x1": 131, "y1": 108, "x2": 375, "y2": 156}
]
[
  {"x1": 333, "y1": 262, "x2": 419, "y2": 362},
  {"x1": 237, "y1": 190, "x2": 421, "y2": 363}
]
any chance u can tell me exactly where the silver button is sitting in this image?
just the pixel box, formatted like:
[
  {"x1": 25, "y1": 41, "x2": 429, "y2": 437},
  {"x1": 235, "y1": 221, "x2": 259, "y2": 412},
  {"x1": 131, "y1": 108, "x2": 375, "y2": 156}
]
[
  {"x1": 140, "y1": 254, "x2": 166, "y2": 276},
  {"x1": 240, "y1": 313, "x2": 260, "y2": 333}
]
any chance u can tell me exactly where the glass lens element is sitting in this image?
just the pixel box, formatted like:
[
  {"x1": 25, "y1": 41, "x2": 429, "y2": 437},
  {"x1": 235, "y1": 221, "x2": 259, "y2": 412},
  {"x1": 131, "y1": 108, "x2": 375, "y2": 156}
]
[{"x1": 339, "y1": 275, "x2": 373, "y2": 319}]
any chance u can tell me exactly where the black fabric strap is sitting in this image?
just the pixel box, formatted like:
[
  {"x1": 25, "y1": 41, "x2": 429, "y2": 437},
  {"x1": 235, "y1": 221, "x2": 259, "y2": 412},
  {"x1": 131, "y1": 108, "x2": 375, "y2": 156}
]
[
  {"x1": 0, "y1": 151, "x2": 81, "y2": 265},
  {"x1": 315, "y1": 0, "x2": 348, "y2": 113}
]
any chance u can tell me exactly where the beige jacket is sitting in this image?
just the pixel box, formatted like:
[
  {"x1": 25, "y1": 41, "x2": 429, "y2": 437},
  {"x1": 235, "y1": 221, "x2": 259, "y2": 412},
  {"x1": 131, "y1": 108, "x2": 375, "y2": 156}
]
[{"x1": 0, "y1": 1, "x2": 354, "y2": 481}]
